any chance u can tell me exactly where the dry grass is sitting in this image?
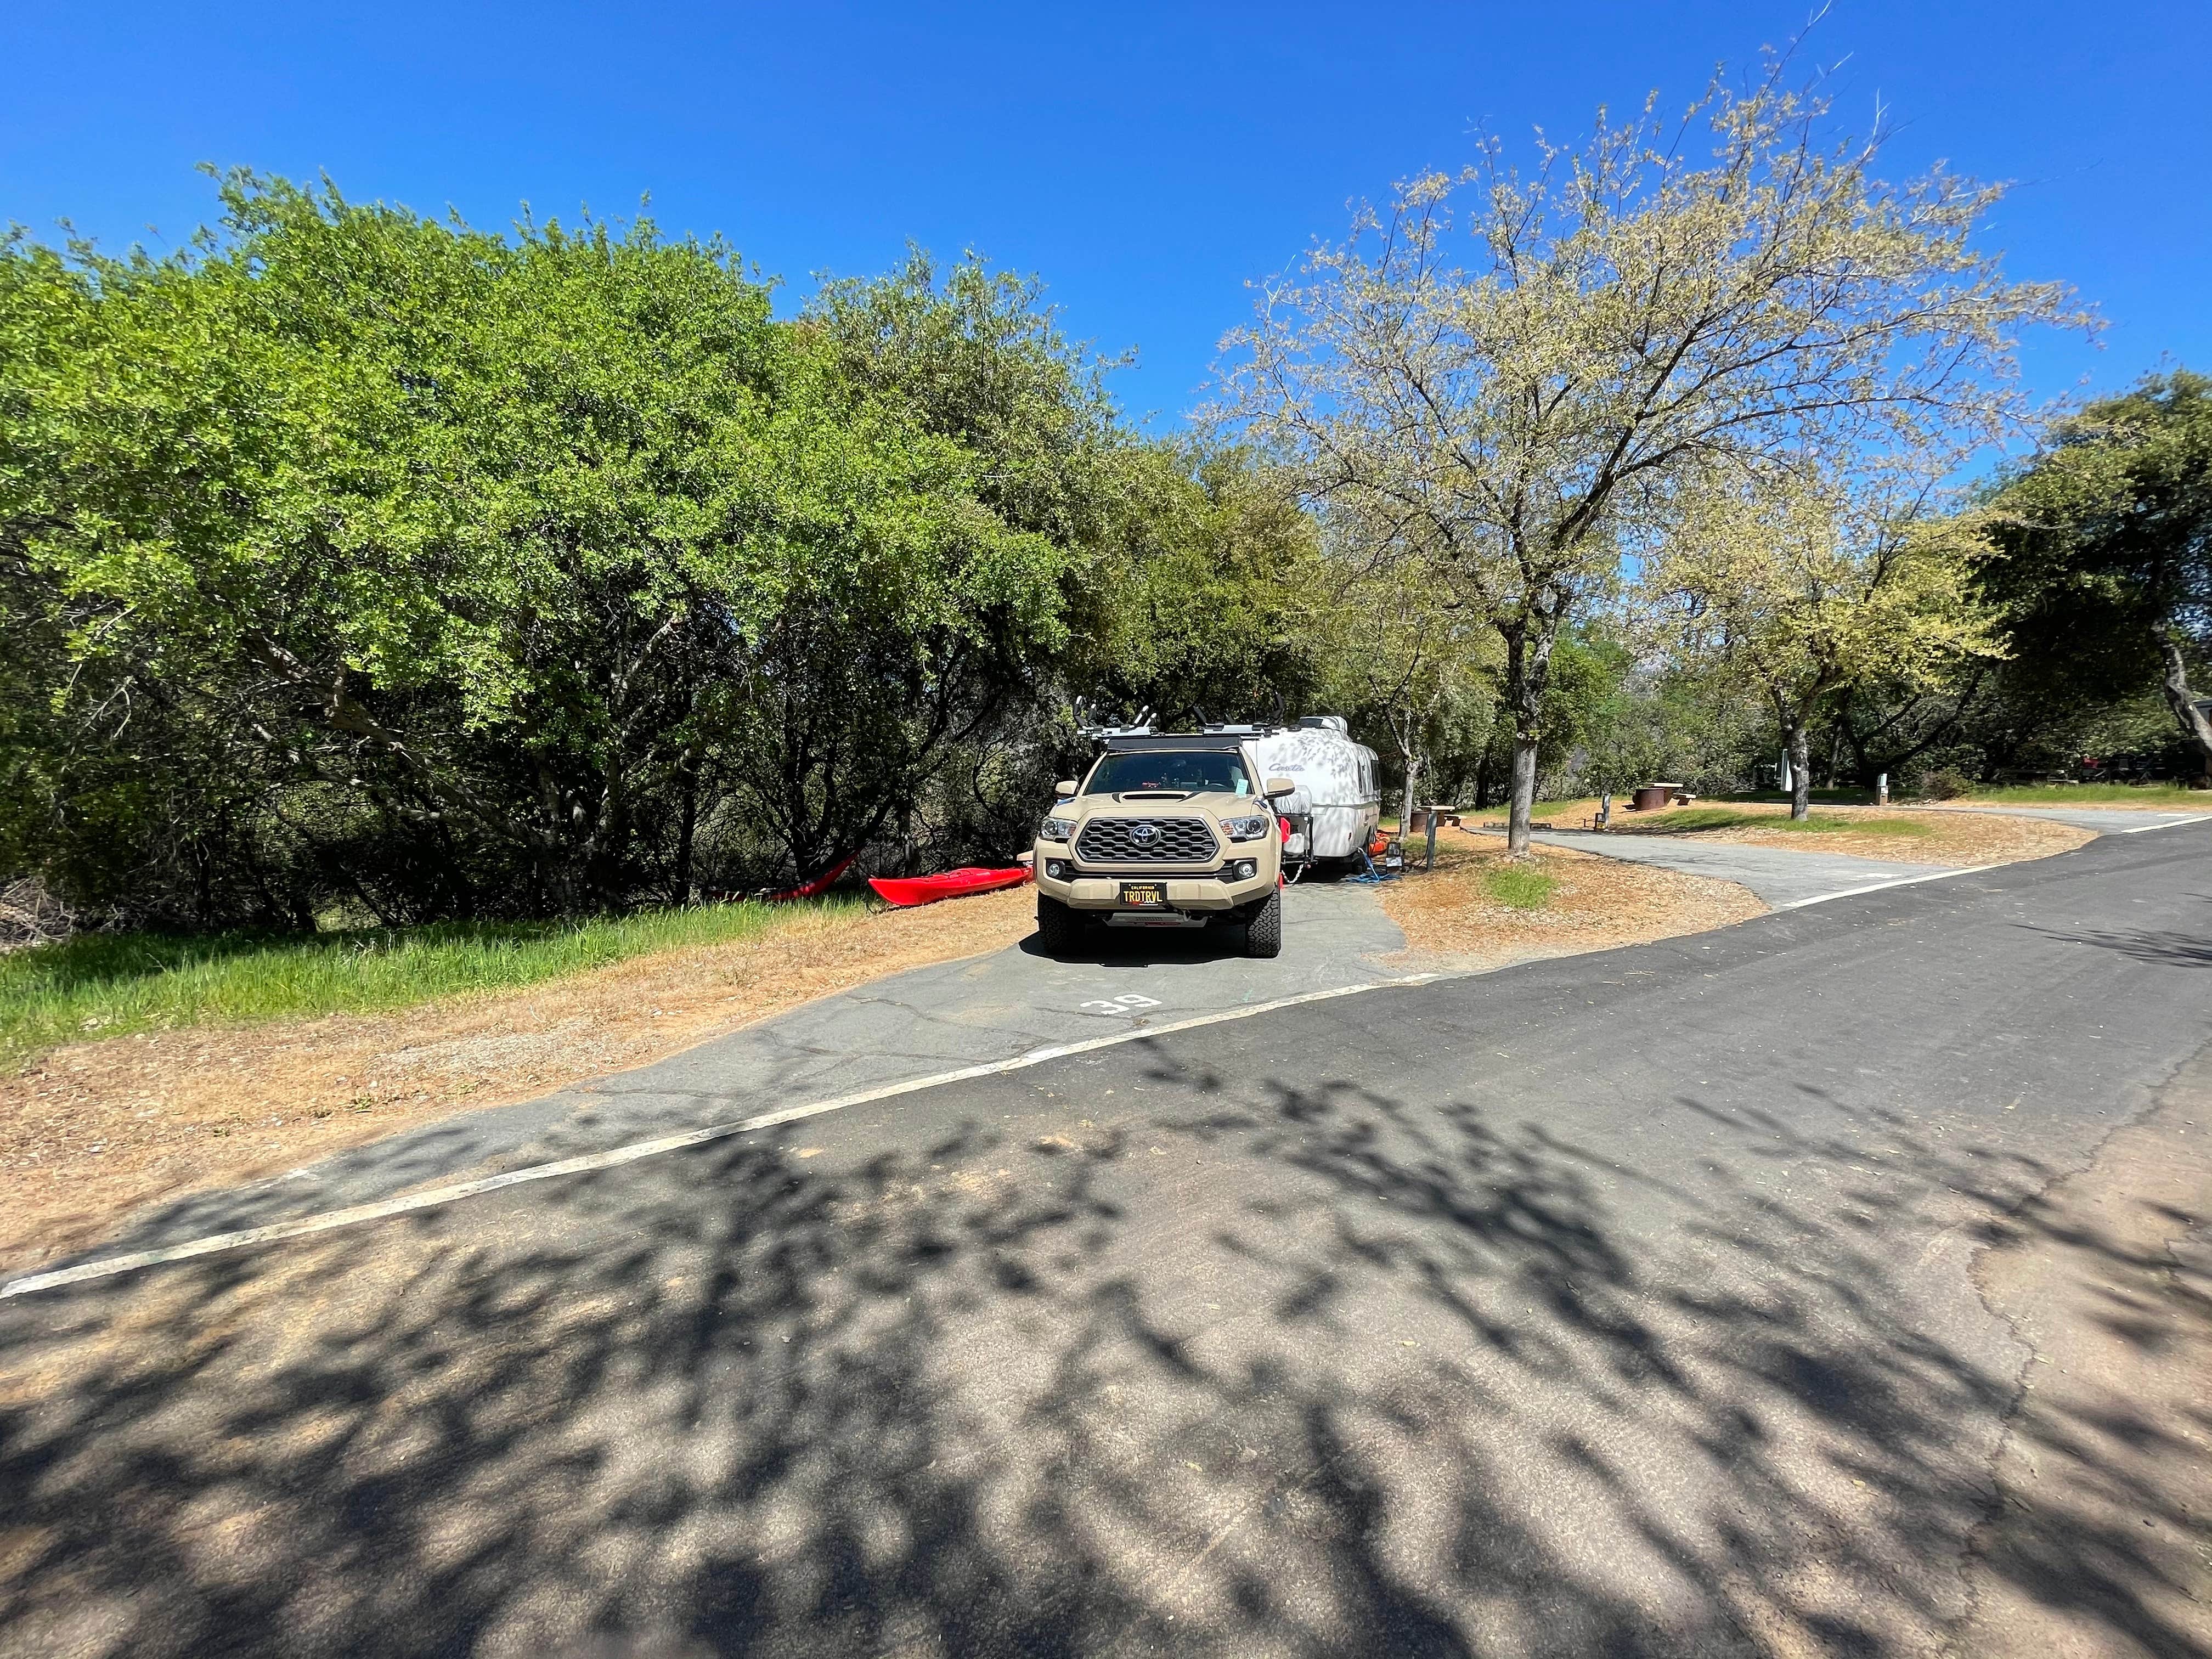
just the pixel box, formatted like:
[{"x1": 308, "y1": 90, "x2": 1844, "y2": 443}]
[
  {"x1": 0, "y1": 887, "x2": 1036, "y2": 1273},
  {"x1": 1607, "y1": 801, "x2": 2092, "y2": 866},
  {"x1": 1381, "y1": 832, "x2": 1767, "y2": 970}
]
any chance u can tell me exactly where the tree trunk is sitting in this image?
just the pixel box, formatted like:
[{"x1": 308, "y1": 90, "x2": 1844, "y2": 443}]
[
  {"x1": 1508, "y1": 738, "x2": 1541, "y2": 853},
  {"x1": 1786, "y1": 720, "x2": 1813, "y2": 820},
  {"x1": 1502, "y1": 624, "x2": 1555, "y2": 857},
  {"x1": 2155, "y1": 625, "x2": 2212, "y2": 782},
  {"x1": 673, "y1": 755, "x2": 701, "y2": 905},
  {"x1": 1400, "y1": 746, "x2": 1423, "y2": 843}
]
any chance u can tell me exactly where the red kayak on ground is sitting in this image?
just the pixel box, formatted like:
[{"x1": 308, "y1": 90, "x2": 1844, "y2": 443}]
[
  {"x1": 867, "y1": 866, "x2": 1033, "y2": 907},
  {"x1": 768, "y1": 851, "x2": 857, "y2": 901}
]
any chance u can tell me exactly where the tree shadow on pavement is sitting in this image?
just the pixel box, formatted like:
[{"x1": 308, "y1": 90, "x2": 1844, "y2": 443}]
[
  {"x1": 0, "y1": 1052, "x2": 2204, "y2": 1658},
  {"x1": 1015, "y1": 927, "x2": 1257, "y2": 967},
  {"x1": 2030, "y1": 924, "x2": 2212, "y2": 969}
]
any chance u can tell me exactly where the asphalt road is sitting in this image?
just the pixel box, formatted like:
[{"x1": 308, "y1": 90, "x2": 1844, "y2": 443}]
[
  {"x1": 88, "y1": 883, "x2": 1408, "y2": 1256},
  {"x1": 3, "y1": 827, "x2": 2209, "y2": 1659}
]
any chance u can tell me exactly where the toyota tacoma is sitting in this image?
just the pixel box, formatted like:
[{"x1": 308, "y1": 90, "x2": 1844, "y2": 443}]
[{"x1": 1032, "y1": 732, "x2": 1293, "y2": 958}]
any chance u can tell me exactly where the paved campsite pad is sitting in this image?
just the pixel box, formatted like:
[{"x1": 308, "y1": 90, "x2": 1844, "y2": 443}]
[
  {"x1": 1500, "y1": 830, "x2": 1946, "y2": 907},
  {"x1": 67, "y1": 883, "x2": 1408, "y2": 1259},
  {"x1": 1931, "y1": 803, "x2": 2212, "y2": 833},
  {"x1": 1493, "y1": 799, "x2": 2180, "y2": 905}
]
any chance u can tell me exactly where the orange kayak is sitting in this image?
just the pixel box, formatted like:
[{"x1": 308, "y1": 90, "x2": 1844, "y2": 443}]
[{"x1": 867, "y1": 866, "x2": 1034, "y2": 907}]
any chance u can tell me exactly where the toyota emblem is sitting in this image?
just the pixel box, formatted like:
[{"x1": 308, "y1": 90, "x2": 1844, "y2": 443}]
[{"x1": 1130, "y1": 823, "x2": 1159, "y2": 845}]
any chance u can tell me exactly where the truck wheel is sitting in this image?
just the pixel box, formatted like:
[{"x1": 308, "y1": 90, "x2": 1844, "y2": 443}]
[
  {"x1": 1242, "y1": 888, "x2": 1283, "y2": 958},
  {"x1": 1036, "y1": 894, "x2": 1085, "y2": 956}
]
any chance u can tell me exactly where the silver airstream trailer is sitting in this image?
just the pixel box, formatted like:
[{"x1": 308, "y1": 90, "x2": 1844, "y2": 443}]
[{"x1": 1248, "y1": 716, "x2": 1383, "y2": 872}]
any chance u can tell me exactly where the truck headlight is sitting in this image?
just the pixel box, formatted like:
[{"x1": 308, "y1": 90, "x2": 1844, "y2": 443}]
[
  {"x1": 1040, "y1": 815, "x2": 1076, "y2": 842},
  {"x1": 1220, "y1": 813, "x2": 1271, "y2": 842}
]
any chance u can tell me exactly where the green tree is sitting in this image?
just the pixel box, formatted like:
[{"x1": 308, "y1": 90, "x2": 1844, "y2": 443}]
[
  {"x1": 1069, "y1": 446, "x2": 1327, "y2": 727},
  {"x1": 1651, "y1": 461, "x2": 2001, "y2": 817},
  {"x1": 1977, "y1": 371, "x2": 2212, "y2": 780},
  {"x1": 1, "y1": 176, "x2": 1079, "y2": 922},
  {"x1": 1308, "y1": 546, "x2": 1499, "y2": 828}
]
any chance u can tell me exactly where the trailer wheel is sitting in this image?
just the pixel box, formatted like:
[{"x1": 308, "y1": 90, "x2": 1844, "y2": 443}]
[
  {"x1": 1242, "y1": 888, "x2": 1283, "y2": 958},
  {"x1": 1035, "y1": 894, "x2": 1086, "y2": 957}
]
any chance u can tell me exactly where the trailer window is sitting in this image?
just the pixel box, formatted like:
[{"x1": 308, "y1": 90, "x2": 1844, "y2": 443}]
[{"x1": 1085, "y1": 751, "x2": 1254, "y2": 796}]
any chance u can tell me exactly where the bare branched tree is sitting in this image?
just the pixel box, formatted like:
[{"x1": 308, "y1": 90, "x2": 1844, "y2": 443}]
[{"x1": 1216, "y1": 61, "x2": 2084, "y2": 852}]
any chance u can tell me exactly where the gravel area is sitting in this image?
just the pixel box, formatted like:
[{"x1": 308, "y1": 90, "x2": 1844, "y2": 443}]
[{"x1": 1381, "y1": 832, "x2": 1767, "y2": 968}]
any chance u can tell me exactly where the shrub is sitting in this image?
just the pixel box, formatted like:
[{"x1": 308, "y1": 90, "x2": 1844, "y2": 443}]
[{"x1": 1915, "y1": 766, "x2": 1975, "y2": 801}]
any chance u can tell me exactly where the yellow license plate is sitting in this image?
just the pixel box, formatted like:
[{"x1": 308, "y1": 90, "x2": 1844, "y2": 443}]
[{"x1": 1119, "y1": 882, "x2": 1167, "y2": 909}]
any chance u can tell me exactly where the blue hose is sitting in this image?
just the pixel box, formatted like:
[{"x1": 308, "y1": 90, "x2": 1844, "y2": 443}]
[{"x1": 1347, "y1": 847, "x2": 1399, "y2": 884}]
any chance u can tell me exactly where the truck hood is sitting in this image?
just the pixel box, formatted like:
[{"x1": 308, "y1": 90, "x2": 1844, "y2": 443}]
[{"x1": 1066, "y1": 791, "x2": 1262, "y2": 820}]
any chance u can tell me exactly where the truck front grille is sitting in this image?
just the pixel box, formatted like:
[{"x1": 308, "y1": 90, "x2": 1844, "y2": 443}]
[{"x1": 1076, "y1": 815, "x2": 1220, "y2": 865}]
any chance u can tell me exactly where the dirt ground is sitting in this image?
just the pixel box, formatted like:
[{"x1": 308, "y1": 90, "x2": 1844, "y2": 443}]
[
  {"x1": 0, "y1": 888, "x2": 1037, "y2": 1274},
  {"x1": 1611, "y1": 802, "x2": 2094, "y2": 866},
  {"x1": 1957, "y1": 1046, "x2": 2212, "y2": 1657},
  {"x1": 1381, "y1": 831, "x2": 1769, "y2": 970}
]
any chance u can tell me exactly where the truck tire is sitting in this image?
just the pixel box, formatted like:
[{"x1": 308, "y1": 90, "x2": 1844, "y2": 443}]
[
  {"x1": 1242, "y1": 888, "x2": 1283, "y2": 958},
  {"x1": 1036, "y1": 894, "x2": 1085, "y2": 957}
]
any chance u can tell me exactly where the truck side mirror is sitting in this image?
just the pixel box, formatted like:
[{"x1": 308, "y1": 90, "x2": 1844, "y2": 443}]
[
  {"x1": 1263, "y1": 776, "x2": 1296, "y2": 799},
  {"x1": 1054, "y1": 780, "x2": 1078, "y2": 799}
]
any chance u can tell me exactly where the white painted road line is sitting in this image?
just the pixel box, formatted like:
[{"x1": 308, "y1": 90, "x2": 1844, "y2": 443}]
[
  {"x1": 1778, "y1": 864, "x2": 1995, "y2": 910},
  {"x1": 2, "y1": 974, "x2": 1450, "y2": 1300},
  {"x1": 2119, "y1": 812, "x2": 2212, "y2": 833}
]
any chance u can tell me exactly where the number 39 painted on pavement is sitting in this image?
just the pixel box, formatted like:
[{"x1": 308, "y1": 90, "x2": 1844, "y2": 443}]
[{"x1": 1079, "y1": 993, "x2": 1161, "y2": 1014}]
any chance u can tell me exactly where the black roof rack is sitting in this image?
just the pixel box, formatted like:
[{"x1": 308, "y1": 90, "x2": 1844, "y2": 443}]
[
  {"x1": 1198, "y1": 721, "x2": 1281, "y2": 737},
  {"x1": 1098, "y1": 731, "x2": 1255, "y2": 753}
]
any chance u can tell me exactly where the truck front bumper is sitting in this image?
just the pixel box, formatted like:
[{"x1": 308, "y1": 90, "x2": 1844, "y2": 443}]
[{"x1": 1033, "y1": 858, "x2": 1274, "y2": 914}]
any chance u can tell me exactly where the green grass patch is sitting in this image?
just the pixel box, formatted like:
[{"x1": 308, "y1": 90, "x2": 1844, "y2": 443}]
[
  {"x1": 1630, "y1": 807, "x2": 1934, "y2": 838},
  {"x1": 0, "y1": 899, "x2": 852, "y2": 1068},
  {"x1": 1481, "y1": 865, "x2": 1559, "y2": 909},
  {"x1": 1711, "y1": 789, "x2": 1869, "y2": 807},
  {"x1": 1634, "y1": 806, "x2": 1760, "y2": 833},
  {"x1": 1963, "y1": 782, "x2": 2209, "y2": 808}
]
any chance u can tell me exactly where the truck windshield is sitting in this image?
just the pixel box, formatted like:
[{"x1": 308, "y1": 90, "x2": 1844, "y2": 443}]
[{"x1": 1085, "y1": 751, "x2": 1253, "y2": 796}]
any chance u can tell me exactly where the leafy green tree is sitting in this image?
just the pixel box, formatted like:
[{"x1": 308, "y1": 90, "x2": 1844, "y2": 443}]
[
  {"x1": 1306, "y1": 543, "x2": 1498, "y2": 825},
  {"x1": 1, "y1": 176, "x2": 1079, "y2": 923},
  {"x1": 1651, "y1": 461, "x2": 2001, "y2": 817},
  {"x1": 1538, "y1": 630, "x2": 1638, "y2": 797},
  {"x1": 809, "y1": 249, "x2": 1120, "y2": 552},
  {"x1": 1977, "y1": 371, "x2": 2212, "y2": 780},
  {"x1": 1069, "y1": 446, "x2": 1327, "y2": 727}
]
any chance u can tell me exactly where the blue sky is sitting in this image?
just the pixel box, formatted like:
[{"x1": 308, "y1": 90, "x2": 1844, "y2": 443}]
[{"x1": 5, "y1": 2, "x2": 2204, "y2": 428}]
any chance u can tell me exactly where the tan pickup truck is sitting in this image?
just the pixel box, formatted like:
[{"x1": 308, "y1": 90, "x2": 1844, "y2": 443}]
[{"x1": 1032, "y1": 733, "x2": 1291, "y2": 957}]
